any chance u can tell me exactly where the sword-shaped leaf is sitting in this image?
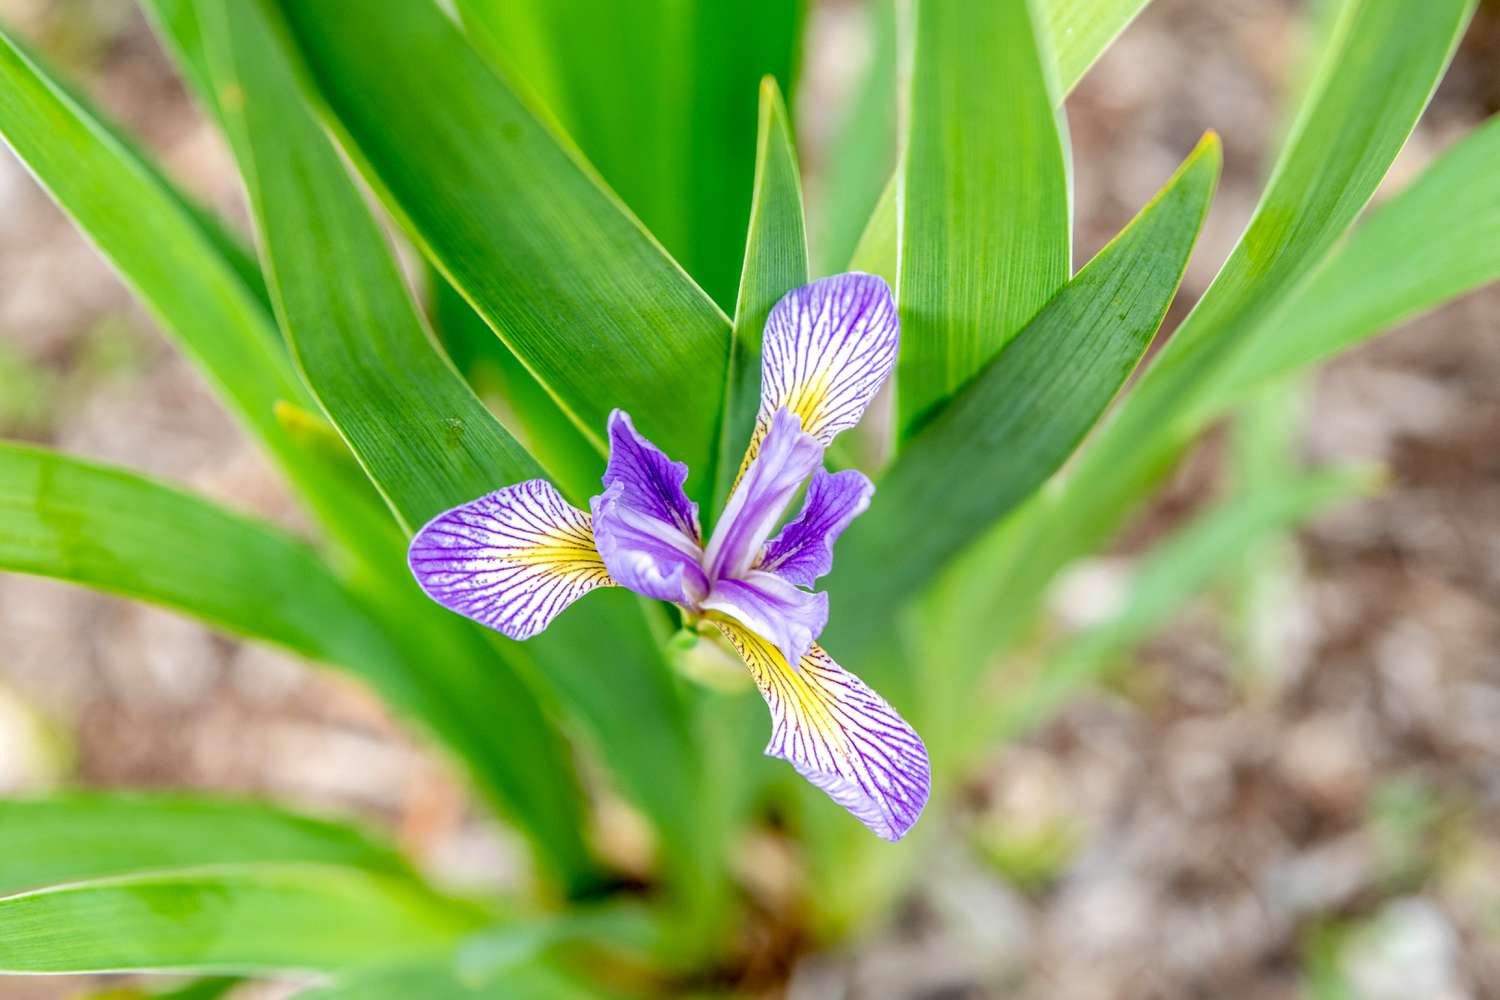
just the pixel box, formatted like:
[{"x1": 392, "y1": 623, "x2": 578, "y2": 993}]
[
  {"x1": 0, "y1": 865, "x2": 486, "y2": 974},
  {"x1": 897, "y1": 0, "x2": 1072, "y2": 436},
  {"x1": 268, "y1": 0, "x2": 732, "y2": 501},
  {"x1": 456, "y1": 0, "x2": 803, "y2": 312},
  {"x1": 197, "y1": 0, "x2": 709, "y2": 896},
  {"x1": 714, "y1": 77, "x2": 810, "y2": 511},
  {"x1": 0, "y1": 794, "x2": 411, "y2": 897},
  {"x1": 825, "y1": 134, "x2": 1221, "y2": 674},
  {"x1": 940, "y1": 0, "x2": 1477, "y2": 683}
]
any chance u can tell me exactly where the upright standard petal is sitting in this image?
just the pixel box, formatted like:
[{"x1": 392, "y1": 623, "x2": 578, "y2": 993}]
[
  {"x1": 590, "y1": 410, "x2": 708, "y2": 605},
  {"x1": 703, "y1": 407, "x2": 823, "y2": 582},
  {"x1": 741, "y1": 272, "x2": 900, "y2": 473},
  {"x1": 409, "y1": 480, "x2": 612, "y2": 640},
  {"x1": 714, "y1": 620, "x2": 930, "y2": 841},
  {"x1": 759, "y1": 468, "x2": 874, "y2": 587}
]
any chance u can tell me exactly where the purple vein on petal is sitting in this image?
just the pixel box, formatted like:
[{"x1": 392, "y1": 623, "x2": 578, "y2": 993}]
[
  {"x1": 590, "y1": 409, "x2": 709, "y2": 604},
  {"x1": 759, "y1": 467, "x2": 874, "y2": 587},
  {"x1": 408, "y1": 480, "x2": 612, "y2": 640}
]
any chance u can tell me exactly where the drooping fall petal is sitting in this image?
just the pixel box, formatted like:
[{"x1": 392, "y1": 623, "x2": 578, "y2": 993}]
[
  {"x1": 713, "y1": 619, "x2": 930, "y2": 841},
  {"x1": 409, "y1": 480, "x2": 612, "y2": 640}
]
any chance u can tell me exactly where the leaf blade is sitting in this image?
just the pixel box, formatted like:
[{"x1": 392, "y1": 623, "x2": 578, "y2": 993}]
[
  {"x1": 0, "y1": 442, "x2": 382, "y2": 666},
  {"x1": 897, "y1": 0, "x2": 1073, "y2": 435},
  {"x1": 1221, "y1": 111, "x2": 1500, "y2": 395},
  {"x1": 457, "y1": 0, "x2": 804, "y2": 312},
  {"x1": 0, "y1": 794, "x2": 412, "y2": 897},
  {"x1": 944, "y1": 0, "x2": 1477, "y2": 676},
  {"x1": 201, "y1": 0, "x2": 544, "y2": 535},
  {"x1": 812, "y1": 0, "x2": 897, "y2": 277},
  {"x1": 0, "y1": 439, "x2": 597, "y2": 890},
  {"x1": 201, "y1": 0, "x2": 709, "y2": 893},
  {"x1": 301, "y1": 958, "x2": 613, "y2": 999},
  {"x1": 826, "y1": 134, "x2": 1221, "y2": 671},
  {"x1": 269, "y1": 0, "x2": 732, "y2": 497},
  {"x1": 1043, "y1": 0, "x2": 1154, "y2": 91},
  {"x1": 714, "y1": 76, "x2": 810, "y2": 510},
  {"x1": 0, "y1": 866, "x2": 485, "y2": 975},
  {"x1": 199, "y1": 0, "x2": 717, "y2": 898},
  {"x1": 0, "y1": 20, "x2": 392, "y2": 559}
]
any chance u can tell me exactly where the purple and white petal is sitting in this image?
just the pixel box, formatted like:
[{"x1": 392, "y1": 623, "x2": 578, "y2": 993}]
[
  {"x1": 591, "y1": 483, "x2": 709, "y2": 605},
  {"x1": 714, "y1": 621, "x2": 930, "y2": 842},
  {"x1": 759, "y1": 468, "x2": 874, "y2": 587},
  {"x1": 703, "y1": 407, "x2": 823, "y2": 582},
  {"x1": 600, "y1": 409, "x2": 701, "y2": 539},
  {"x1": 702, "y1": 569, "x2": 828, "y2": 673},
  {"x1": 739, "y1": 272, "x2": 900, "y2": 473},
  {"x1": 408, "y1": 480, "x2": 612, "y2": 640},
  {"x1": 590, "y1": 410, "x2": 709, "y2": 605}
]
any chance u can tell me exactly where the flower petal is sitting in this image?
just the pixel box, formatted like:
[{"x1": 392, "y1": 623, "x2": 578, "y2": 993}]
[
  {"x1": 714, "y1": 620, "x2": 930, "y2": 841},
  {"x1": 740, "y1": 272, "x2": 899, "y2": 474},
  {"x1": 701, "y1": 569, "x2": 828, "y2": 672},
  {"x1": 703, "y1": 407, "x2": 823, "y2": 582},
  {"x1": 408, "y1": 480, "x2": 612, "y2": 640},
  {"x1": 601, "y1": 409, "x2": 701, "y2": 539},
  {"x1": 759, "y1": 468, "x2": 874, "y2": 587},
  {"x1": 590, "y1": 410, "x2": 709, "y2": 605}
]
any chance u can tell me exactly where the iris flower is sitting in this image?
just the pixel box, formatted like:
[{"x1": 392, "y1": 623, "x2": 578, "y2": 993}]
[{"x1": 408, "y1": 273, "x2": 930, "y2": 841}]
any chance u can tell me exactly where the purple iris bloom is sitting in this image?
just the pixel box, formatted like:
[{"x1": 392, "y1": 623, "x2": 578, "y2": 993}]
[{"x1": 408, "y1": 273, "x2": 929, "y2": 841}]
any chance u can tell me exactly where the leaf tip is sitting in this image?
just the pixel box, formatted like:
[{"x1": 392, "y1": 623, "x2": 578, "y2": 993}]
[
  {"x1": 1192, "y1": 130, "x2": 1224, "y2": 169},
  {"x1": 758, "y1": 74, "x2": 790, "y2": 125}
]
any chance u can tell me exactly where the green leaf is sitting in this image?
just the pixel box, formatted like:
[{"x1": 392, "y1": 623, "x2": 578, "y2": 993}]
[
  {"x1": 1220, "y1": 111, "x2": 1500, "y2": 397},
  {"x1": 305, "y1": 904, "x2": 654, "y2": 998},
  {"x1": 84, "y1": 975, "x2": 242, "y2": 1000},
  {"x1": 848, "y1": 177, "x2": 898, "y2": 286},
  {"x1": 0, "y1": 21, "x2": 391, "y2": 560},
  {"x1": 0, "y1": 865, "x2": 486, "y2": 974},
  {"x1": 456, "y1": 0, "x2": 804, "y2": 312},
  {"x1": 1225, "y1": 377, "x2": 1313, "y2": 680},
  {"x1": 824, "y1": 134, "x2": 1221, "y2": 673},
  {"x1": 426, "y1": 266, "x2": 602, "y2": 506},
  {"x1": 200, "y1": 0, "x2": 715, "y2": 897},
  {"x1": 0, "y1": 24, "x2": 294, "y2": 445},
  {"x1": 300, "y1": 959, "x2": 608, "y2": 999},
  {"x1": 988, "y1": 467, "x2": 1373, "y2": 743},
  {"x1": 138, "y1": 0, "x2": 224, "y2": 129},
  {"x1": 897, "y1": 0, "x2": 1072, "y2": 436},
  {"x1": 13, "y1": 21, "x2": 271, "y2": 317},
  {"x1": 813, "y1": 0, "x2": 897, "y2": 276},
  {"x1": 269, "y1": 0, "x2": 733, "y2": 500},
  {"x1": 0, "y1": 441, "x2": 596, "y2": 891},
  {"x1": 199, "y1": 0, "x2": 543, "y2": 537},
  {"x1": 199, "y1": 0, "x2": 714, "y2": 895},
  {"x1": 943, "y1": 0, "x2": 1476, "y2": 677},
  {"x1": 149, "y1": 977, "x2": 241, "y2": 1000},
  {"x1": 0, "y1": 793, "x2": 411, "y2": 897},
  {"x1": 0, "y1": 442, "x2": 389, "y2": 667},
  {"x1": 1138, "y1": 0, "x2": 1475, "y2": 408},
  {"x1": 838, "y1": 0, "x2": 1153, "y2": 283},
  {"x1": 714, "y1": 76, "x2": 809, "y2": 510},
  {"x1": 1042, "y1": 0, "x2": 1155, "y2": 91}
]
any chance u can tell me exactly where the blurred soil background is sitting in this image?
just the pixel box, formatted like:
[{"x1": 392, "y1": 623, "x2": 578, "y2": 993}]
[{"x1": 1, "y1": 1, "x2": 1498, "y2": 997}]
